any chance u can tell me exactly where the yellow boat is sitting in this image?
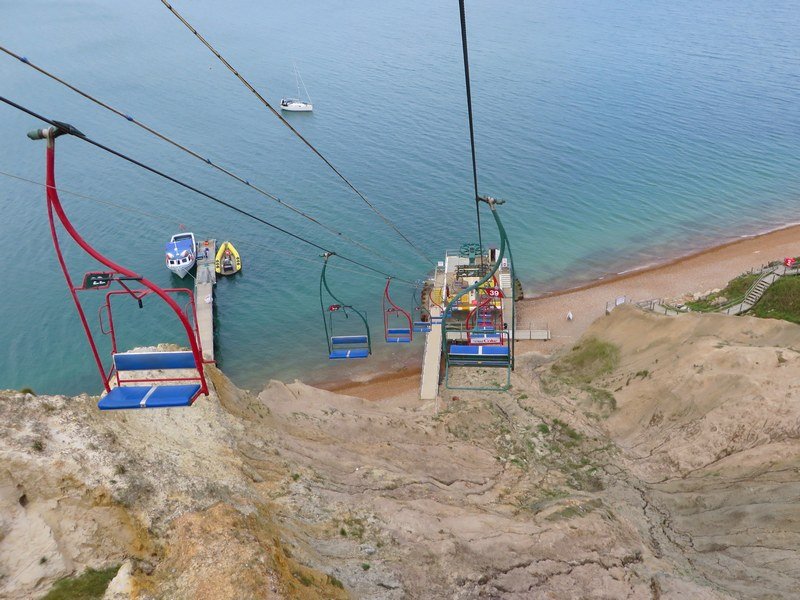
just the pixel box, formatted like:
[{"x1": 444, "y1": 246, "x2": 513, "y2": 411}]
[{"x1": 214, "y1": 241, "x2": 242, "y2": 275}]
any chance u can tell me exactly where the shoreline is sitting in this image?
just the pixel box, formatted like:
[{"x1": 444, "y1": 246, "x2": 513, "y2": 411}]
[
  {"x1": 312, "y1": 221, "x2": 800, "y2": 400},
  {"x1": 315, "y1": 366, "x2": 422, "y2": 401},
  {"x1": 517, "y1": 221, "x2": 800, "y2": 351},
  {"x1": 527, "y1": 221, "x2": 800, "y2": 302}
]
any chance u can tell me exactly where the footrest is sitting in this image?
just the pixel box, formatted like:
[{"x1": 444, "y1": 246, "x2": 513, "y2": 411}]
[
  {"x1": 98, "y1": 384, "x2": 201, "y2": 410},
  {"x1": 329, "y1": 348, "x2": 370, "y2": 359},
  {"x1": 386, "y1": 337, "x2": 412, "y2": 343}
]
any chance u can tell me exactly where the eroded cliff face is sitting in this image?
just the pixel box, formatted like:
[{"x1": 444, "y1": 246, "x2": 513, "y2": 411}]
[
  {"x1": 0, "y1": 373, "x2": 347, "y2": 600},
  {"x1": 2, "y1": 306, "x2": 798, "y2": 599}
]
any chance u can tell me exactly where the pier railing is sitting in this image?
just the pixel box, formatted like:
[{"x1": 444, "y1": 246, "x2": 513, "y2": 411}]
[{"x1": 634, "y1": 300, "x2": 685, "y2": 316}]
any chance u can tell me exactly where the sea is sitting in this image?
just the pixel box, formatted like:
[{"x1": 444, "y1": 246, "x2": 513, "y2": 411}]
[{"x1": 1, "y1": 0, "x2": 798, "y2": 395}]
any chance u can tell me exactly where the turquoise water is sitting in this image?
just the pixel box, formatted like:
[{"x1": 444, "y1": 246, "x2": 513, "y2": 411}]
[{"x1": 1, "y1": 0, "x2": 799, "y2": 395}]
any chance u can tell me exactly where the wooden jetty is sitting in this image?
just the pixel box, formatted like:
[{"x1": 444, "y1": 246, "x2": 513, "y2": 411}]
[
  {"x1": 195, "y1": 239, "x2": 216, "y2": 361},
  {"x1": 419, "y1": 265, "x2": 446, "y2": 401}
]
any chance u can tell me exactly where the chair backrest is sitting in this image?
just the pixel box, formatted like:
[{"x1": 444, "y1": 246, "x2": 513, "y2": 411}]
[
  {"x1": 113, "y1": 351, "x2": 197, "y2": 372},
  {"x1": 330, "y1": 335, "x2": 369, "y2": 346}
]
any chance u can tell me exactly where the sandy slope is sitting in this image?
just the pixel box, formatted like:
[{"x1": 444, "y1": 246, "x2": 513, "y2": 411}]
[{"x1": 1, "y1": 306, "x2": 799, "y2": 598}]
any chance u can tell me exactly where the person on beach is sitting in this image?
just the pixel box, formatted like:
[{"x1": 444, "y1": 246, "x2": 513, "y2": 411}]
[{"x1": 567, "y1": 310, "x2": 573, "y2": 321}]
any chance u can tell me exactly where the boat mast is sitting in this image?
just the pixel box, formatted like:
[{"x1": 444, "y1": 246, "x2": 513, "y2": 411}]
[
  {"x1": 293, "y1": 60, "x2": 312, "y2": 104},
  {"x1": 299, "y1": 71, "x2": 312, "y2": 104}
]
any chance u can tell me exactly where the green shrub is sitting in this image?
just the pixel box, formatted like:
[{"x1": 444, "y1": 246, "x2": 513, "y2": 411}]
[
  {"x1": 42, "y1": 566, "x2": 120, "y2": 600},
  {"x1": 586, "y1": 387, "x2": 617, "y2": 413},
  {"x1": 751, "y1": 276, "x2": 800, "y2": 324},
  {"x1": 552, "y1": 338, "x2": 620, "y2": 384}
]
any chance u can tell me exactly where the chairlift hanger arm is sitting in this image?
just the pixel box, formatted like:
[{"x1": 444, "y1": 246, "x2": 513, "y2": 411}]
[
  {"x1": 442, "y1": 202, "x2": 508, "y2": 318},
  {"x1": 320, "y1": 254, "x2": 371, "y2": 357}
]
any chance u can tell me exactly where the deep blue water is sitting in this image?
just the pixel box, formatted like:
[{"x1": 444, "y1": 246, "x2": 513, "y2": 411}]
[{"x1": 1, "y1": 0, "x2": 799, "y2": 394}]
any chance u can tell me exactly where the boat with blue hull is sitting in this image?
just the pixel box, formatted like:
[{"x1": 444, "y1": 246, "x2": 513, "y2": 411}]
[{"x1": 165, "y1": 232, "x2": 196, "y2": 278}]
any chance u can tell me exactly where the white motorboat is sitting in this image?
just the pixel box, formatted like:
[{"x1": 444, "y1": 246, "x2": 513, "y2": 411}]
[
  {"x1": 280, "y1": 62, "x2": 313, "y2": 112},
  {"x1": 165, "y1": 232, "x2": 196, "y2": 278}
]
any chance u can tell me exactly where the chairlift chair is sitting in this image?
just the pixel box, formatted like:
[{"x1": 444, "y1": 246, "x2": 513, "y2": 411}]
[
  {"x1": 31, "y1": 125, "x2": 209, "y2": 410},
  {"x1": 383, "y1": 278, "x2": 412, "y2": 343},
  {"x1": 319, "y1": 253, "x2": 371, "y2": 359}
]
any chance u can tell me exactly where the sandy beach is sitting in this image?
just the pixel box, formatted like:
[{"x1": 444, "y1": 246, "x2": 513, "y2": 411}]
[
  {"x1": 518, "y1": 222, "x2": 800, "y2": 351},
  {"x1": 318, "y1": 366, "x2": 422, "y2": 401}
]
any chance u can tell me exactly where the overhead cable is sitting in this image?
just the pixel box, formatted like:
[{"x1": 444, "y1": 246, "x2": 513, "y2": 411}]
[
  {"x1": 160, "y1": 0, "x2": 434, "y2": 266},
  {"x1": 457, "y1": 0, "x2": 485, "y2": 264},
  {"x1": 0, "y1": 96, "x2": 415, "y2": 284},
  {"x1": 0, "y1": 44, "x2": 415, "y2": 275},
  {"x1": 0, "y1": 168, "x2": 419, "y2": 285}
]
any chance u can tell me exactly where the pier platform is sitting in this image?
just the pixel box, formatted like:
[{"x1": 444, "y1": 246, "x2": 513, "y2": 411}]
[
  {"x1": 195, "y1": 239, "x2": 216, "y2": 361},
  {"x1": 419, "y1": 249, "x2": 548, "y2": 400}
]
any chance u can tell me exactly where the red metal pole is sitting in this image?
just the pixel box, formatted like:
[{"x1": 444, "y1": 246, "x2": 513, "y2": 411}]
[
  {"x1": 46, "y1": 182, "x2": 110, "y2": 391},
  {"x1": 44, "y1": 132, "x2": 207, "y2": 396}
]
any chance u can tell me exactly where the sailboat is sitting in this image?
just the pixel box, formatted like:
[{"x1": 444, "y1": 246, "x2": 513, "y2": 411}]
[{"x1": 280, "y1": 62, "x2": 313, "y2": 112}]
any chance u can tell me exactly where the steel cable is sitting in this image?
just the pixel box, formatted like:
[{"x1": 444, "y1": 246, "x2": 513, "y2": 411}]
[
  {"x1": 0, "y1": 44, "x2": 416, "y2": 275},
  {"x1": 160, "y1": 0, "x2": 434, "y2": 266},
  {"x1": 0, "y1": 96, "x2": 416, "y2": 284}
]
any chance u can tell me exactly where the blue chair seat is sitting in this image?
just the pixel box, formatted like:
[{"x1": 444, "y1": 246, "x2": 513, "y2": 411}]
[
  {"x1": 387, "y1": 328, "x2": 411, "y2": 335},
  {"x1": 98, "y1": 384, "x2": 201, "y2": 410},
  {"x1": 329, "y1": 348, "x2": 370, "y2": 359}
]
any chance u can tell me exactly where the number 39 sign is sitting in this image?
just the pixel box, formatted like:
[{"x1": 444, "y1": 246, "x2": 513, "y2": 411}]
[{"x1": 485, "y1": 288, "x2": 504, "y2": 298}]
